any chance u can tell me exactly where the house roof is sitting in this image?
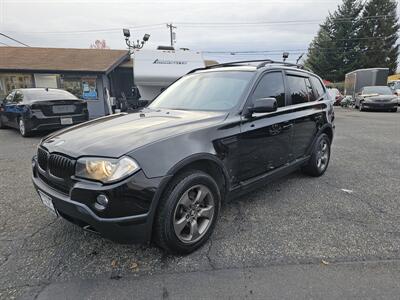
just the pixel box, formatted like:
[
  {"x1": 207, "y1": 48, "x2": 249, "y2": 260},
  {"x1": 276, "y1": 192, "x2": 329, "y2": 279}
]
[{"x1": 0, "y1": 46, "x2": 130, "y2": 74}]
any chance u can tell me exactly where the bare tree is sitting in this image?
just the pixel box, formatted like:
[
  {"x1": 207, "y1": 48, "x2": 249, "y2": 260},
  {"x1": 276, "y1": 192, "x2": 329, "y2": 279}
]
[{"x1": 90, "y1": 39, "x2": 110, "y2": 49}]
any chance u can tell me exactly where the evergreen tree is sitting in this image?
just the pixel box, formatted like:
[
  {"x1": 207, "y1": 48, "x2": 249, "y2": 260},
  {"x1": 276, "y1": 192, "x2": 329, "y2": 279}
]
[
  {"x1": 305, "y1": 0, "x2": 363, "y2": 82},
  {"x1": 305, "y1": 19, "x2": 337, "y2": 81},
  {"x1": 358, "y1": 0, "x2": 399, "y2": 74},
  {"x1": 330, "y1": 0, "x2": 364, "y2": 77}
]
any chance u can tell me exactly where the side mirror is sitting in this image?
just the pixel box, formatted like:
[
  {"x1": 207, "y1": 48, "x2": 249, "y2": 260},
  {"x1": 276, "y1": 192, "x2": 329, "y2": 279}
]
[
  {"x1": 249, "y1": 97, "x2": 278, "y2": 115},
  {"x1": 132, "y1": 87, "x2": 141, "y2": 100},
  {"x1": 138, "y1": 100, "x2": 149, "y2": 108},
  {"x1": 357, "y1": 92, "x2": 362, "y2": 96}
]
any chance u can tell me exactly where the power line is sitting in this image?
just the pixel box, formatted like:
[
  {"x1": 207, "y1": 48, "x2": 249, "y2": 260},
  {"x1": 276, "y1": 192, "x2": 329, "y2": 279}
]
[
  {"x1": 0, "y1": 32, "x2": 29, "y2": 47},
  {"x1": 179, "y1": 15, "x2": 391, "y2": 27},
  {"x1": 0, "y1": 41, "x2": 10, "y2": 46},
  {"x1": 4, "y1": 23, "x2": 166, "y2": 35},
  {"x1": 2, "y1": 15, "x2": 392, "y2": 35},
  {"x1": 204, "y1": 39, "x2": 397, "y2": 54},
  {"x1": 207, "y1": 48, "x2": 399, "y2": 57}
]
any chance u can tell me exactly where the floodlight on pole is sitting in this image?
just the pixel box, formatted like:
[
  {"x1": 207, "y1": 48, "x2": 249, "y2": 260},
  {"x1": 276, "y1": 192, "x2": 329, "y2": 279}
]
[
  {"x1": 123, "y1": 28, "x2": 150, "y2": 54},
  {"x1": 283, "y1": 52, "x2": 289, "y2": 62}
]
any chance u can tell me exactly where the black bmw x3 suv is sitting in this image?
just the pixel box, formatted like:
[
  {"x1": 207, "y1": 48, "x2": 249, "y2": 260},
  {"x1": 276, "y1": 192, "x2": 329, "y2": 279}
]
[{"x1": 32, "y1": 60, "x2": 334, "y2": 254}]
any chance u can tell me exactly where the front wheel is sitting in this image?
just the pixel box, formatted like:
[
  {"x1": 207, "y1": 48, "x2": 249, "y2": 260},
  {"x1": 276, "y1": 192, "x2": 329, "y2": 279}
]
[
  {"x1": 19, "y1": 118, "x2": 31, "y2": 137},
  {"x1": 302, "y1": 133, "x2": 331, "y2": 177},
  {"x1": 153, "y1": 170, "x2": 221, "y2": 254},
  {"x1": 390, "y1": 108, "x2": 397, "y2": 112},
  {"x1": 359, "y1": 102, "x2": 365, "y2": 111}
]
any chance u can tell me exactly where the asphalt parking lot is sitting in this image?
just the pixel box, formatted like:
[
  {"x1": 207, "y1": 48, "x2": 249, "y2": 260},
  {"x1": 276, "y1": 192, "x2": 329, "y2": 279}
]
[{"x1": 1, "y1": 107, "x2": 400, "y2": 299}]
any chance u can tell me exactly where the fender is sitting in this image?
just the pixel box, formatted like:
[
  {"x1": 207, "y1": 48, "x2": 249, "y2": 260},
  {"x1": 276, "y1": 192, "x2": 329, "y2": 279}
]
[
  {"x1": 306, "y1": 123, "x2": 334, "y2": 156},
  {"x1": 146, "y1": 153, "x2": 231, "y2": 241},
  {"x1": 166, "y1": 152, "x2": 231, "y2": 191}
]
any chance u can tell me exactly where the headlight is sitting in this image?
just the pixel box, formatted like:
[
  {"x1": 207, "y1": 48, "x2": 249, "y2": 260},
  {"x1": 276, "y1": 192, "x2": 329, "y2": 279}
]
[{"x1": 76, "y1": 156, "x2": 140, "y2": 183}]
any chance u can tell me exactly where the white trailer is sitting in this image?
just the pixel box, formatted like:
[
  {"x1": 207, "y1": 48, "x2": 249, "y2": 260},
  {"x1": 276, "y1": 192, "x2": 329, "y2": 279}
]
[{"x1": 133, "y1": 48, "x2": 205, "y2": 101}]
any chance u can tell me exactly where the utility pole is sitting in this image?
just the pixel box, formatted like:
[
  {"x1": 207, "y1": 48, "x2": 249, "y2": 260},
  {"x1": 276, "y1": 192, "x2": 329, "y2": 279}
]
[{"x1": 166, "y1": 23, "x2": 177, "y2": 47}]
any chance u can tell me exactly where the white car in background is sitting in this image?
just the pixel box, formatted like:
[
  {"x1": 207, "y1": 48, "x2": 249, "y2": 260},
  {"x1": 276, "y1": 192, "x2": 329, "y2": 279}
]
[
  {"x1": 326, "y1": 88, "x2": 344, "y2": 106},
  {"x1": 388, "y1": 80, "x2": 400, "y2": 105}
]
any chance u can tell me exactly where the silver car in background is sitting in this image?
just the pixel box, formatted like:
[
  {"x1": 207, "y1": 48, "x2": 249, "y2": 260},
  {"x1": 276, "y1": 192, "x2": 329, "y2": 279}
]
[{"x1": 355, "y1": 86, "x2": 398, "y2": 112}]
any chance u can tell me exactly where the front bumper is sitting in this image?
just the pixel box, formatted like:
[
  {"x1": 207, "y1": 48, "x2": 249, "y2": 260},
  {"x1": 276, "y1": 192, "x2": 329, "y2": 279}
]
[
  {"x1": 32, "y1": 156, "x2": 170, "y2": 243},
  {"x1": 363, "y1": 102, "x2": 397, "y2": 110}
]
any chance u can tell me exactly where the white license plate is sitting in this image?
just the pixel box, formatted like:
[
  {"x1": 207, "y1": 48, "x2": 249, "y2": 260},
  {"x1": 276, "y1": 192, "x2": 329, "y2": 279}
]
[
  {"x1": 61, "y1": 117, "x2": 73, "y2": 125},
  {"x1": 38, "y1": 191, "x2": 58, "y2": 216}
]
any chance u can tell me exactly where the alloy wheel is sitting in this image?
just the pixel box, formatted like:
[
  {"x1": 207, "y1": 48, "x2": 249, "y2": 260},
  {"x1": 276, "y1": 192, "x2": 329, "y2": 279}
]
[
  {"x1": 316, "y1": 139, "x2": 329, "y2": 172},
  {"x1": 173, "y1": 184, "x2": 215, "y2": 244}
]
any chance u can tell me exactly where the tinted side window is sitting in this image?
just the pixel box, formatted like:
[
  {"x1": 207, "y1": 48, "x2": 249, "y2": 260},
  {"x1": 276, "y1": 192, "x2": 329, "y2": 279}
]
[
  {"x1": 252, "y1": 72, "x2": 285, "y2": 107},
  {"x1": 310, "y1": 76, "x2": 325, "y2": 99},
  {"x1": 305, "y1": 78, "x2": 316, "y2": 101},
  {"x1": 287, "y1": 75, "x2": 308, "y2": 104}
]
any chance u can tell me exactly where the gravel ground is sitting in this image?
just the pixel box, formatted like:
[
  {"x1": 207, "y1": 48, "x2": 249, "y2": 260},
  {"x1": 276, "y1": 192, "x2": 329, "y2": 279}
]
[{"x1": 0, "y1": 107, "x2": 399, "y2": 299}]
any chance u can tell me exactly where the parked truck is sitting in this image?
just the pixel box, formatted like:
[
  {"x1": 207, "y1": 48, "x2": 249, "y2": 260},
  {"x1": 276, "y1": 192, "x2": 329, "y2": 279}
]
[{"x1": 344, "y1": 68, "x2": 389, "y2": 99}]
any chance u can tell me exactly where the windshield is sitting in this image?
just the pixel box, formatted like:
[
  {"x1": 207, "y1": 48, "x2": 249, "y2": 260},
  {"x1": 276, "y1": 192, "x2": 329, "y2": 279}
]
[
  {"x1": 24, "y1": 89, "x2": 78, "y2": 101},
  {"x1": 149, "y1": 71, "x2": 254, "y2": 111},
  {"x1": 362, "y1": 86, "x2": 393, "y2": 95}
]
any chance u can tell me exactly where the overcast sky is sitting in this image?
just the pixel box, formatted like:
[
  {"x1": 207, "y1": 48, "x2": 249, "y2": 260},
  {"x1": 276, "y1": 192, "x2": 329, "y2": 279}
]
[{"x1": 1, "y1": 0, "x2": 399, "y2": 63}]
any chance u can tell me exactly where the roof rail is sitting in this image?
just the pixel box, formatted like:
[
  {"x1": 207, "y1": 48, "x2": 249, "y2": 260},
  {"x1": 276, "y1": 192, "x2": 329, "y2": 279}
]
[
  {"x1": 187, "y1": 59, "x2": 307, "y2": 74},
  {"x1": 187, "y1": 59, "x2": 273, "y2": 74},
  {"x1": 256, "y1": 60, "x2": 306, "y2": 70}
]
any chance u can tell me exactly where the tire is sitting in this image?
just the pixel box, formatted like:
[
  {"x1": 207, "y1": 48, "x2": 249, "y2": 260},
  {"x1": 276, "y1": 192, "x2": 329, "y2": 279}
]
[
  {"x1": 359, "y1": 102, "x2": 365, "y2": 112},
  {"x1": 153, "y1": 170, "x2": 221, "y2": 254},
  {"x1": 390, "y1": 108, "x2": 397, "y2": 112},
  {"x1": 302, "y1": 133, "x2": 331, "y2": 177},
  {"x1": 18, "y1": 118, "x2": 31, "y2": 137}
]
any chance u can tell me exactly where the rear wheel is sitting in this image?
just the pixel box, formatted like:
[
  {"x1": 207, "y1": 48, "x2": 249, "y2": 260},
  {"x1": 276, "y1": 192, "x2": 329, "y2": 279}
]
[
  {"x1": 18, "y1": 118, "x2": 31, "y2": 137},
  {"x1": 302, "y1": 133, "x2": 331, "y2": 177},
  {"x1": 153, "y1": 170, "x2": 220, "y2": 254}
]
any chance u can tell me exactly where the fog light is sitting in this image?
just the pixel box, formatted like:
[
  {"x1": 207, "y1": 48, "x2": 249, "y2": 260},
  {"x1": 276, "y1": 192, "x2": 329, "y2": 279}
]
[{"x1": 94, "y1": 194, "x2": 109, "y2": 211}]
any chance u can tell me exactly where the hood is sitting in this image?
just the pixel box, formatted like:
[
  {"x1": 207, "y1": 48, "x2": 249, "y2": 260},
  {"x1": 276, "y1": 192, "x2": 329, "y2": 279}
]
[
  {"x1": 41, "y1": 109, "x2": 227, "y2": 158},
  {"x1": 363, "y1": 94, "x2": 396, "y2": 102}
]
